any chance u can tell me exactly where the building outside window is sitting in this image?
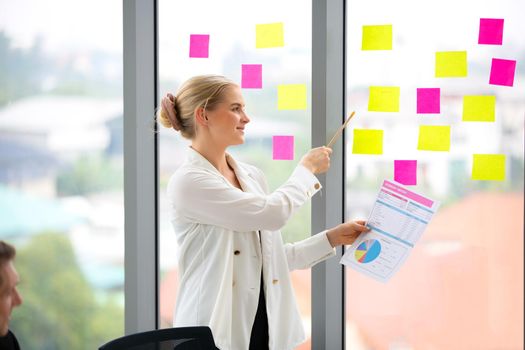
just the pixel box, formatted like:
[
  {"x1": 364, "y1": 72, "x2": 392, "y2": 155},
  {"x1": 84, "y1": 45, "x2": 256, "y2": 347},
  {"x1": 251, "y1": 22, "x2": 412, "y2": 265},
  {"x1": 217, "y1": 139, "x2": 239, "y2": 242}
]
[
  {"x1": 0, "y1": 1, "x2": 124, "y2": 348},
  {"x1": 344, "y1": 0, "x2": 524, "y2": 348}
]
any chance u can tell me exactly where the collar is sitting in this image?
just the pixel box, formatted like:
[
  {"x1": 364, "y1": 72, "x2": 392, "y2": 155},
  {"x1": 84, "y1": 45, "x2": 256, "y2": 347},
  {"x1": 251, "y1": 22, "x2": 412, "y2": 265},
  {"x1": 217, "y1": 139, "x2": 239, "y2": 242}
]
[{"x1": 186, "y1": 147, "x2": 256, "y2": 190}]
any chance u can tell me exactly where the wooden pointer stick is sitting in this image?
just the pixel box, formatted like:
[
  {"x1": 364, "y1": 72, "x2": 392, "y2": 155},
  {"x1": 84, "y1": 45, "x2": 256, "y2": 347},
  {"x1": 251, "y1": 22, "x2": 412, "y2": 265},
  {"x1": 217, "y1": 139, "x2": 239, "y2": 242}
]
[{"x1": 326, "y1": 111, "x2": 356, "y2": 148}]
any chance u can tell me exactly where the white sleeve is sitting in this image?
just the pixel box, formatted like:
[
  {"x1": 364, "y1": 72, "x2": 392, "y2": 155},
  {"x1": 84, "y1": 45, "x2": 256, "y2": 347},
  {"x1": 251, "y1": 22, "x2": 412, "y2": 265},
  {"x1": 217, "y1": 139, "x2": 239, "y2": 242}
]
[
  {"x1": 284, "y1": 230, "x2": 336, "y2": 270},
  {"x1": 170, "y1": 165, "x2": 322, "y2": 232}
]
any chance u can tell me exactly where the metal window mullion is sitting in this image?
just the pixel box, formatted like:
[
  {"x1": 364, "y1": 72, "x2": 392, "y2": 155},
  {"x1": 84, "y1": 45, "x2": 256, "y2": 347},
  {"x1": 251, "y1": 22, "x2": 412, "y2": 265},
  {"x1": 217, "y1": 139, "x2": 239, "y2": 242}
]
[
  {"x1": 123, "y1": 0, "x2": 159, "y2": 334},
  {"x1": 312, "y1": 0, "x2": 346, "y2": 349}
]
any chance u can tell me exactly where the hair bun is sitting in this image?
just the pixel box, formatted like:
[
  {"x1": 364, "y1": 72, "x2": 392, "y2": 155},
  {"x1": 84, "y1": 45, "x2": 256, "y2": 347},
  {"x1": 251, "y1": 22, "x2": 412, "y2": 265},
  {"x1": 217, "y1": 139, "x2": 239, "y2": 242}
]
[{"x1": 160, "y1": 93, "x2": 181, "y2": 131}]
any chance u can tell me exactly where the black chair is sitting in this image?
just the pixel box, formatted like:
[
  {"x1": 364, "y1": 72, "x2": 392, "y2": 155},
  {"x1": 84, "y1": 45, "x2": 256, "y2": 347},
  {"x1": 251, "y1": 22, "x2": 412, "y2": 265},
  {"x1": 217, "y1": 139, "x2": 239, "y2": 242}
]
[{"x1": 98, "y1": 326, "x2": 219, "y2": 350}]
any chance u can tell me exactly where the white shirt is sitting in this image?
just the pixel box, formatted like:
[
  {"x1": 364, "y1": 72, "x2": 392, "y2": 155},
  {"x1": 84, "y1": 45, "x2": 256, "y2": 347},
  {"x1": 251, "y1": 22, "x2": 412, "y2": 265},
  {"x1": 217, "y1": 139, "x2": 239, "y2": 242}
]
[{"x1": 167, "y1": 147, "x2": 336, "y2": 350}]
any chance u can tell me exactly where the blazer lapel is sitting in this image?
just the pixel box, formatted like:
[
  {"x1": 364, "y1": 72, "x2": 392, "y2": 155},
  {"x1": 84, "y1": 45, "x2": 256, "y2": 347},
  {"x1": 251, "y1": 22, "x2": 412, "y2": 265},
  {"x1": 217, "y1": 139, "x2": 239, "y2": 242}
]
[
  {"x1": 226, "y1": 154, "x2": 274, "y2": 277},
  {"x1": 225, "y1": 154, "x2": 265, "y2": 195}
]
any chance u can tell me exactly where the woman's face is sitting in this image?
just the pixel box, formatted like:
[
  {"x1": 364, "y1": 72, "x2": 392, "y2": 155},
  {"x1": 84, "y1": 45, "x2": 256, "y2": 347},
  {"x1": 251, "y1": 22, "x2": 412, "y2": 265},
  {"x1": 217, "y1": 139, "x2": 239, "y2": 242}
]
[{"x1": 205, "y1": 85, "x2": 250, "y2": 147}]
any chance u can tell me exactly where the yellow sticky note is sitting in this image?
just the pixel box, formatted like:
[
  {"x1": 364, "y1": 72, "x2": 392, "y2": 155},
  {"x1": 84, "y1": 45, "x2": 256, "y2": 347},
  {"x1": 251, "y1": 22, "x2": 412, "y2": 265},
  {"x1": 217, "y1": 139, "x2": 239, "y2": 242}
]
[
  {"x1": 352, "y1": 129, "x2": 383, "y2": 154},
  {"x1": 368, "y1": 86, "x2": 400, "y2": 112},
  {"x1": 256, "y1": 23, "x2": 284, "y2": 48},
  {"x1": 472, "y1": 154, "x2": 505, "y2": 181},
  {"x1": 462, "y1": 95, "x2": 496, "y2": 122},
  {"x1": 435, "y1": 51, "x2": 467, "y2": 77},
  {"x1": 362, "y1": 25, "x2": 393, "y2": 50},
  {"x1": 417, "y1": 125, "x2": 451, "y2": 151},
  {"x1": 278, "y1": 84, "x2": 307, "y2": 110}
]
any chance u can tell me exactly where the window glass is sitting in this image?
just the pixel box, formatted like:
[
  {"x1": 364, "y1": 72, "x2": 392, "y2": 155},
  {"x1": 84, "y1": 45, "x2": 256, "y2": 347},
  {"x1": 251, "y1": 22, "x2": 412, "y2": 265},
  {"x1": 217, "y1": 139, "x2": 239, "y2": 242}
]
[
  {"x1": 344, "y1": 0, "x2": 524, "y2": 349},
  {"x1": 0, "y1": 0, "x2": 124, "y2": 349},
  {"x1": 158, "y1": 0, "x2": 313, "y2": 346}
]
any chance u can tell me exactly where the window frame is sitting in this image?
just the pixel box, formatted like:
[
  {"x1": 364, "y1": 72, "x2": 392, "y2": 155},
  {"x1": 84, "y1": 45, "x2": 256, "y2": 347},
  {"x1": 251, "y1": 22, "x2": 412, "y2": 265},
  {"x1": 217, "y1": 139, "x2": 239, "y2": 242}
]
[
  {"x1": 311, "y1": 0, "x2": 346, "y2": 349},
  {"x1": 123, "y1": 0, "x2": 159, "y2": 333}
]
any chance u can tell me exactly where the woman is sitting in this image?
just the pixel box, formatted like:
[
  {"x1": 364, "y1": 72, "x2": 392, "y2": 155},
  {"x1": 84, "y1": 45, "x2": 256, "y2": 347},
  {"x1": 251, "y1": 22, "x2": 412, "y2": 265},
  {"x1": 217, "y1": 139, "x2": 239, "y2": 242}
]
[{"x1": 159, "y1": 75, "x2": 369, "y2": 350}]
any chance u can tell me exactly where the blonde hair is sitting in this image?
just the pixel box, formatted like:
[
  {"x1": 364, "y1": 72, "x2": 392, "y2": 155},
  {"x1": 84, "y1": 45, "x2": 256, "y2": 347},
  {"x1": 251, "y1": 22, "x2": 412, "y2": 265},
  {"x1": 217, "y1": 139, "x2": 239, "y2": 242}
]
[{"x1": 157, "y1": 75, "x2": 236, "y2": 139}]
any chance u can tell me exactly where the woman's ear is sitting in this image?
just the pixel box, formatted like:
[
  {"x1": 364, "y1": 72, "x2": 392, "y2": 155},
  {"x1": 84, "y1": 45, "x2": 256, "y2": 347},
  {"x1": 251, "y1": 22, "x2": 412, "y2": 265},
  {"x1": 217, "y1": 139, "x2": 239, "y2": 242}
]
[{"x1": 195, "y1": 107, "x2": 208, "y2": 126}]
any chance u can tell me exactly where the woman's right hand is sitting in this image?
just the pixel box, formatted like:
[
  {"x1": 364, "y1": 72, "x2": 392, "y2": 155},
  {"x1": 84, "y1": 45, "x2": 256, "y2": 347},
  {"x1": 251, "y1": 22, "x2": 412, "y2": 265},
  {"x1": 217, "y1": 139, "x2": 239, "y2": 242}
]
[{"x1": 299, "y1": 146, "x2": 332, "y2": 174}]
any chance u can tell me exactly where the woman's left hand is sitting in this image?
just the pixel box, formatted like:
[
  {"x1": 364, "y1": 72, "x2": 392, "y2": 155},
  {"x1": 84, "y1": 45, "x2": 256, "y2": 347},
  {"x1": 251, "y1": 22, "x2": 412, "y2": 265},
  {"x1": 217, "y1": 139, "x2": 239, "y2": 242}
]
[{"x1": 326, "y1": 220, "x2": 370, "y2": 248}]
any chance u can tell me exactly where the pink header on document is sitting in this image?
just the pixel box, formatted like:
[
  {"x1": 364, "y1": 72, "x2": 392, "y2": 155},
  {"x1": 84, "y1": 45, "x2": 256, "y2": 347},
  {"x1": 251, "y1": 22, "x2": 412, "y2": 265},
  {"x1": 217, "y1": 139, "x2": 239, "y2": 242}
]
[
  {"x1": 383, "y1": 180, "x2": 434, "y2": 208},
  {"x1": 381, "y1": 189, "x2": 407, "y2": 203}
]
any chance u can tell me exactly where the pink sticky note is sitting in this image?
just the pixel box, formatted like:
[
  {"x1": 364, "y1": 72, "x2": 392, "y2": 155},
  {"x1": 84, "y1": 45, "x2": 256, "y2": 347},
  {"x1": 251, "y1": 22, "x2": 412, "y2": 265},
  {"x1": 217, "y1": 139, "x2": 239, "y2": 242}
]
[
  {"x1": 189, "y1": 34, "x2": 209, "y2": 58},
  {"x1": 417, "y1": 88, "x2": 440, "y2": 114},
  {"x1": 394, "y1": 160, "x2": 417, "y2": 185},
  {"x1": 478, "y1": 18, "x2": 504, "y2": 45},
  {"x1": 273, "y1": 136, "x2": 294, "y2": 160},
  {"x1": 241, "y1": 64, "x2": 262, "y2": 89},
  {"x1": 489, "y1": 58, "x2": 516, "y2": 87}
]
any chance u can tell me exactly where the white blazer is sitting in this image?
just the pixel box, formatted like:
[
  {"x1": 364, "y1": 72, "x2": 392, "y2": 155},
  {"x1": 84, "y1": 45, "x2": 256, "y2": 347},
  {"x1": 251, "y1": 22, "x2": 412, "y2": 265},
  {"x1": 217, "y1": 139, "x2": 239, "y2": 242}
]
[{"x1": 167, "y1": 147, "x2": 335, "y2": 350}]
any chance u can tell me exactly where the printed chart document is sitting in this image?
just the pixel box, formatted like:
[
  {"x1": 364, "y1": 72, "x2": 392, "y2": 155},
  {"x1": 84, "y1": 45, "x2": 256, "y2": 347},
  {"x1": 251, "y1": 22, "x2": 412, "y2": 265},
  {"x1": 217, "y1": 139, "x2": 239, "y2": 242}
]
[{"x1": 341, "y1": 179, "x2": 440, "y2": 282}]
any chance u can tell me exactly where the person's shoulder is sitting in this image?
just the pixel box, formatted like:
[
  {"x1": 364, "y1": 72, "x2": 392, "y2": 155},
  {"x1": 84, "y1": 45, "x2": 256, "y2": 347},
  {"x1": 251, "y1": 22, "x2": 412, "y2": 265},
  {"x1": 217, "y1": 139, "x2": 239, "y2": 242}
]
[
  {"x1": 0, "y1": 330, "x2": 21, "y2": 350},
  {"x1": 167, "y1": 162, "x2": 223, "y2": 195},
  {"x1": 171, "y1": 162, "x2": 218, "y2": 182},
  {"x1": 10, "y1": 330, "x2": 20, "y2": 350}
]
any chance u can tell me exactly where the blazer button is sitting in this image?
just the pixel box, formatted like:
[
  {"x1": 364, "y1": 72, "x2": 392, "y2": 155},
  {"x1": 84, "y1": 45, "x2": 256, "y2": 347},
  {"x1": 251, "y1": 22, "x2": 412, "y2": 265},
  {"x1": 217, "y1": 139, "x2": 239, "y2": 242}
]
[
  {"x1": 272, "y1": 279, "x2": 279, "y2": 285},
  {"x1": 234, "y1": 250, "x2": 240, "y2": 255},
  {"x1": 314, "y1": 183, "x2": 321, "y2": 190}
]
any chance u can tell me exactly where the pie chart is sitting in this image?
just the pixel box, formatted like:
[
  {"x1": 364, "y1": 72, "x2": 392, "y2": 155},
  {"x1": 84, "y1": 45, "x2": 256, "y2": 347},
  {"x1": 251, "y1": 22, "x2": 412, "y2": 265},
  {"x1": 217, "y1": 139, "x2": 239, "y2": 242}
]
[{"x1": 354, "y1": 239, "x2": 381, "y2": 263}]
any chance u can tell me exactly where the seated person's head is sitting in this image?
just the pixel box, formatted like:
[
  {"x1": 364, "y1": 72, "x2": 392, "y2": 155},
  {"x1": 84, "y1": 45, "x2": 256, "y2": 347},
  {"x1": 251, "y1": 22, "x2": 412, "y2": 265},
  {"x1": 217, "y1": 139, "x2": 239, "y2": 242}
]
[{"x1": 0, "y1": 241, "x2": 22, "y2": 336}]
